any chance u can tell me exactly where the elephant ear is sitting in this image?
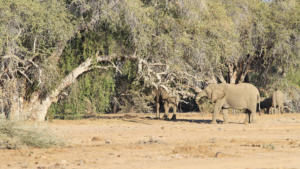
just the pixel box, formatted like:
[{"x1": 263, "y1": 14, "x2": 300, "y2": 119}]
[{"x1": 211, "y1": 87, "x2": 225, "y2": 102}]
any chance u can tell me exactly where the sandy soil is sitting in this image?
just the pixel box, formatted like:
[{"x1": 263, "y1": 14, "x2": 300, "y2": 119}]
[{"x1": 1, "y1": 112, "x2": 300, "y2": 169}]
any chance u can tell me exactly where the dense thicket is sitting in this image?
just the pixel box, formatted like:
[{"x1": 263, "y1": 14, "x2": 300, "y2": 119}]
[{"x1": 0, "y1": 0, "x2": 299, "y2": 120}]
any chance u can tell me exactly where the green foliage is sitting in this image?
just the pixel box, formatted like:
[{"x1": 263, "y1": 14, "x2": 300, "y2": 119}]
[
  {"x1": 287, "y1": 70, "x2": 300, "y2": 87},
  {"x1": 0, "y1": 0, "x2": 75, "y2": 56},
  {"x1": 54, "y1": 0, "x2": 299, "y2": 115},
  {"x1": 49, "y1": 26, "x2": 121, "y2": 119},
  {"x1": 122, "y1": 60, "x2": 138, "y2": 82},
  {"x1": 0, "y1": 0, "x2": 76, "y2": 101},
  {"x1": 2, "y1": 0, "x2": 298, "y2": 118},
  {"x1": 48, "y1": 70, "x2": 115, "y2": 119}
]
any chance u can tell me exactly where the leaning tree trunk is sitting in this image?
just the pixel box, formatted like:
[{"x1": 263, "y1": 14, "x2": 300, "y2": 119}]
[
  {"x1": 11, "y1": 55, "x2": 117, "y2": 121},
  {"x1": 25, "y1": 57, "x2": 95, "y2": 121}
]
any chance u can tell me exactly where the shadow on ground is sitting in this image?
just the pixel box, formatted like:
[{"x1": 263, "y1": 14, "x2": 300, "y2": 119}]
[
  {"x1": 144, "y1": 116, "x2": 242, "y2": 124},
  {"x1": 80, "y1": 113, "x2": 243, "y2": 124}
]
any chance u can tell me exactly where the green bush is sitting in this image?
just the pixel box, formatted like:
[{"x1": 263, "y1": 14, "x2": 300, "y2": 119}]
[{"x1": 48, "y1": 70, "x2": 115, "y2": 119}]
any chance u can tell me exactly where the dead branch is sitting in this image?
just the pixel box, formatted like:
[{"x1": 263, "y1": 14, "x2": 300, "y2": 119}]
[{"x1": 17, "y1": 70, "x2": 33, "y2": 84}]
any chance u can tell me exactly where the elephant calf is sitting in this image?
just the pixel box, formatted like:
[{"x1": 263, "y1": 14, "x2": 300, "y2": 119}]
[
  {"x1": 154, "y1": 85, "x2": 179, "y2": 120},
  {"x1": 196, "y1": 83, "x2": 260, "y2": 124},
  {"x1": 260, "y1": 97, "x2": 272, "y2": 114},
  {"x1": 271, "y1": 90, "x2": 285, "y2": 114}
]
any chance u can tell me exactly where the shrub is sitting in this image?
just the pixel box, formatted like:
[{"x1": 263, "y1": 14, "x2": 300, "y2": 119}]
[{"x1": 0, "y1": 122, "x2": 64, "y2": 149}]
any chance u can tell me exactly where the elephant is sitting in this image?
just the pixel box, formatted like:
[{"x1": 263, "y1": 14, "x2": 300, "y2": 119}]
[
  {"x1": 259, "y1": 97, "x2": 273, "y2": 114},
  {"x1": 154, "y1": 85, "x2": 179, "y2": 120},
  {"x1": 196, "y1": 83, "x2": 260, "y2": 124},
  {"x1": 271, "y1": 90, "x2": 285, "y2": 114}
]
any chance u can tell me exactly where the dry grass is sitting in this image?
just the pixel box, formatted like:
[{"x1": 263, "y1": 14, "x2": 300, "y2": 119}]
[
  {"x1": 172, "y1": 144, "x2": 215, "y2": 158},
  {"x1": 0, "y1": 122, "x2": 64, "y2": 149}
]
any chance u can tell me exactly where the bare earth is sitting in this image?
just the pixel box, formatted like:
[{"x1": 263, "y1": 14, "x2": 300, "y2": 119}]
[{"x1": 1, "y1": 113, "x2": 300, "y2": 169}]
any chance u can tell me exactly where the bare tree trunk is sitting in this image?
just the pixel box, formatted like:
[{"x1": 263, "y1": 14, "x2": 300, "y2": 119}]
[
  {"x1": 5, "y1": 79, "x2": 26, "y2": 121},
  {"x1": 238, "y1": 71, "x2": 249, "y2": 84},
  {"x1": 10, "y1": 55, "x2": 117, "y2": 121},
  {"x1": 8, "y1": 96, "x2": 22, "y2": 120},
  {"x1": 216, "y1": 70, "x2": 226, "y2": 83},
  {"x1": 230, "y1": 72, "x2": 237, "y2": 84},
  {"x1": 228, "y1": 63, "x2": 237, "y2": 84},
  {"x1": 28, "y1": 57, "x2": 97, "y2": 121}
]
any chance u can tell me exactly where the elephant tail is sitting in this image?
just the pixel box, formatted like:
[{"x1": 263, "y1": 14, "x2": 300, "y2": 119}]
[{"x1": 257, "y1": 94, "x2": 261, "y2": 115}]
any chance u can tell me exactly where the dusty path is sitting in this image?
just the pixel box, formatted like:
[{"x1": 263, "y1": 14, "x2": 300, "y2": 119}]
[{"x1": 1, "y1": 113, "x2": 300, "y2": 169}]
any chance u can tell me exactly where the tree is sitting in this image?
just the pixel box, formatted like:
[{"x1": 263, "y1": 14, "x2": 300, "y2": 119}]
[{"x1": 0, "y1": 0, "x2": 299, "y2": 121}]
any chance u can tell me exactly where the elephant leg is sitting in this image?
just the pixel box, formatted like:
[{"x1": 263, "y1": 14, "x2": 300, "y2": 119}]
[
  {"x1": 171, "y1": 105, "x2": 177, "y2": 121},
  {"x1": 274, "y1": 102, "x2": 277, "y2": 114},
  {"x1": 156, "y1": 102, "x2": 160, "y2": 119},
  {"x1": 113, "y1": 103, "x2": 117, "y2": 114},
  {"x1": 163, "y1": 102, "x2": 169, "y2": 120},
  {"x1": 243, "y1": 110, "x2": 250, "y2": 124},
  {"x1": 280, "y1": 105, "x2": 283, "y2": 114},
  {"x1": 211, "y1": 100, "x2": 224, "y2": 124},
  {"x1": 270, "y1": 107, "x2": 274, "y2": 114},
  {"x1": 221, "y1": 109, "x2": 228, "y2": 124},
  {"x1": 249, "y1": 109, "x2": 256, "y2": 123}
]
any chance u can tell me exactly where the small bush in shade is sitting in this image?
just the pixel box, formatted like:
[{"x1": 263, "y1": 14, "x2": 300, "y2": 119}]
[{"x1": 0, "y1": 122, "x2": 64, "y2": 149}]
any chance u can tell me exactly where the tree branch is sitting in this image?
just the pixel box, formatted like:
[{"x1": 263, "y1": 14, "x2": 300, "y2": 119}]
[{"x1": 17, "y1": 70, "x2": 33, "y2": 84}]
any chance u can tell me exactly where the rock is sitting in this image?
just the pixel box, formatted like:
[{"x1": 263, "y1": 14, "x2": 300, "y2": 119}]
[
  {"x1": 215, "y1": 152, "x2": 224, "y2": 158},
  {"x1": 105, "y1": 140, "x2": 112, "y2": 144},
  {"x1": 138, "y1": 137, "x2": 162, "y2": 144},
  {"x1": 37, "y1": 167, "x2": 46, "y2": 169},
  {"x1": 144, "y1": 155, "x2": 151, "y2": 159},
  {"x1": 54, "y1": 163, "x2": 61, "y2": 168},
  {"x1": 91, "y1": 137, "x2": 102, "y2": 142},
  {"x1": 76, "y1": 160, "x2": 85, "y2": 166}
]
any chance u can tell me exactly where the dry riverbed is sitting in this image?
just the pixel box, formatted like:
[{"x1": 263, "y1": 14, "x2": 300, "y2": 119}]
[{"x1": 1, "y1": 113, "x2": 300, "y2": 169}]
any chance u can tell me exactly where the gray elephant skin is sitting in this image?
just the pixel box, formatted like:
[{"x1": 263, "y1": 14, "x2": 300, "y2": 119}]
[
  {"x1": 271, "y1": 90, "x2": 285, "y2": 114},
  {"x1": 154, "y1": 85, "x2": 179, "y2": 120},
  {"x1": 196, "y1": 83, "x2": 260, "y2": 124}
]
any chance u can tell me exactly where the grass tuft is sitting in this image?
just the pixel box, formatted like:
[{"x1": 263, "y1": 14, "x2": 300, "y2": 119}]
[{"x1": 0, "y1": 122, "x2": 64, "y2": 149}]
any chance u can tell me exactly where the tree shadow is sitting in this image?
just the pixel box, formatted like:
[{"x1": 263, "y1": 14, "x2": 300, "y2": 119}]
[
  {"x1": 171, "y1": 118, "x2": 218, "y2": 124},
  {"x1": 85, "y1": 114, "x2": 243, "y2": 125},
  {"x1": 144, "y1": 116, "x2": 243, "y2": 124},
  {"x1": 173, "y1": 119, "x2": 245, "y2": 124}
]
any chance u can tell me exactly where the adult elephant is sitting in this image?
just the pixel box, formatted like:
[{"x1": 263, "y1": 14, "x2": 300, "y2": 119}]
[
  {"x1": 196, "y1": 83, "x2": 260, "y2": 124},
  {"x1": 271, "y1": 90, "x2": 285, "y2": 114},
  {"x1": 154, "y1": 85, "x2": 179, "y2": 120}
]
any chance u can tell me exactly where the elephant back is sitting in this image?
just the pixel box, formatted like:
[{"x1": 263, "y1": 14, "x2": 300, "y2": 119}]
[
  {"x1": 158, "y1": 85, "x2": 169, "y2": 100},
  {"x1": 226, "y1": 83, "x2": 260, "y2": 104},
  {"x1": 158, "y1": 85, "x2": 178, "y2": 105}
]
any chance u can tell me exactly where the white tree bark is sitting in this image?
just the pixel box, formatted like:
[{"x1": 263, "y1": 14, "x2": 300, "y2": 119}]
[{"x1": 18, "y1": 55, "x2": 117, "y2": 121}]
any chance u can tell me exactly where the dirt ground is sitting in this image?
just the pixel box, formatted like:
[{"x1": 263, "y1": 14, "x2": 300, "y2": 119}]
[{"x1": 1, "y1": 112, "x2": 300, "y2": 169}]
